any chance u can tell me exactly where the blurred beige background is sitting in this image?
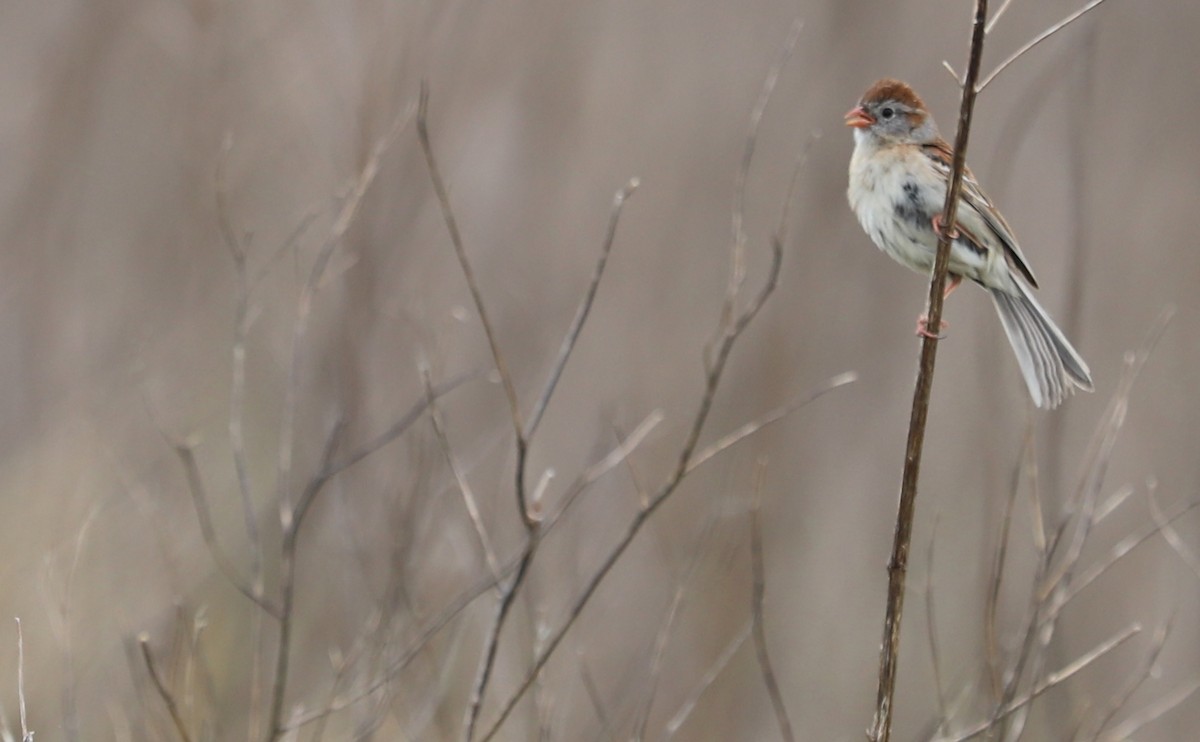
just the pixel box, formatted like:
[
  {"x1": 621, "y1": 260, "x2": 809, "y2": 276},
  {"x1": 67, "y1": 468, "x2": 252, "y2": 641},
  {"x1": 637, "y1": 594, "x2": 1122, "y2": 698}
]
[{"x1": 0, "y1": 0, "x2": 1197, "y2": 739}]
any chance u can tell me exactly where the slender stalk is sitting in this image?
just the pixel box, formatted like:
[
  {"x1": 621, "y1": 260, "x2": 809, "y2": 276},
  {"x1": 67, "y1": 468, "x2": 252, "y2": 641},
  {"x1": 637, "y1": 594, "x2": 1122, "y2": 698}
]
[{"x1": 868, "y1": 2, "x2": 988, "y2": 740}]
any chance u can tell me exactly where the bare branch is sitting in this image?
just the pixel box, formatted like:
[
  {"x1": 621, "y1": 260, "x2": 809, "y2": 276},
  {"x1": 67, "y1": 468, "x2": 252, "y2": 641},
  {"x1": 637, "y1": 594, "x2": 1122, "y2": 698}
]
[
  {"x1": 423, "y1": 365, "x2": 502, "y2": 582},
  {"x1": 749, "y1": 458, "x2": 795, "y2": 742},
  {"x1": 719, "y1": 17, "x2": 804, "y2": 338},
  {"x1": 417, "y1": 82, "x2": 522, "y2": 440},
  {"x1": 870, "y1": 3, "x2": 989, "y2": 740},
  {"x1": 140, "y1": 634, "x2": 192, "y2": 742},
  {"x1": 984, "y1": 0, "x2": 1018, "y2": 34},
  {"x1": 282, "y1": 559, "x2": 517, "y2": 732},
  {"x1": 276, "y1": 104, "x2": 414, "y2": 532},
  {"x1": 977, "y1": 0, "x2": 1116, "y2": 93},
  {"x1": 685, "y1": 372, "x2": 857, "y2": 475},
  {"x1": 525, "y1": 178, "x2": 640, "y2": 440},
  {"x1": 477, "y1": 22, "x2": 815, "y2": 739},
  {"x1": 172, "y1": 443, "x2": 281, "y2": 619},
  {"x1": 541, "y1": 409, "x2": 664, "y2": 534}
]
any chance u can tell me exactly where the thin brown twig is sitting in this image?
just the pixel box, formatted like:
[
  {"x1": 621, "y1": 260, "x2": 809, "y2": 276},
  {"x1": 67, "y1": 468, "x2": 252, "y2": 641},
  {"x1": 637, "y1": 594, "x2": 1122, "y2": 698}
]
[
  {"x1": 140, "y1": 634, "x2": 192, "y2": 742},
  {"x1": 172, "y1": 443, "x2": 281, "y2": 618},
  {"x1": 976, "y1": 0, "x2": 1116, "y2": 92},
  {"x1": 454, "y1": 176, "x2": 641, "y2": 739},
  {"x1": 540, "y1": 409, "x2": 665, "y2": 533},
  {"x1": 685, "y1": 372, "x2": 857, "y2": 475},
  {"x1": 718, "y1": 17, "x2": 804, "y2": 341},
  {"x1": 276, "y1": 105, "x2": 412, "y2": 531},
  {"x1": 869, "y1": 2, "x2": 989, "y2": 740},
  {"x1": 749, "y1": 458, "x2": 795, "y2": 742},
  {"x1": 266, "y1": 417, "x2": 345, "y2": 741},
  {"x1": 423, "y1": 364, "x2": 502, "y2": 582},
  {"x1": 417, "y1": 83, "x2": 523, "y2": 442},
  {"x1": 525, "y1": 177, "x2": 640, "y2": 440}
]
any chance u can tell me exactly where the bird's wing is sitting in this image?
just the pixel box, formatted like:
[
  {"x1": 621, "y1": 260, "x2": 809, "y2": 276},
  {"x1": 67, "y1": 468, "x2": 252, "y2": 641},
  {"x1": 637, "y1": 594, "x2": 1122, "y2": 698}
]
[{"x1": 921, "y1": 139, "x2": 1039, "y2": 288}]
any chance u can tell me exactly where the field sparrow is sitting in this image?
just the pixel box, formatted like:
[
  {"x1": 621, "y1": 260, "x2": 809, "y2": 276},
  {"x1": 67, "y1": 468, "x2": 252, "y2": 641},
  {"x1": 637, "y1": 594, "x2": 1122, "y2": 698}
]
[{"x1": 845, "y1": 78, "x2": 1093, "y2": 409}]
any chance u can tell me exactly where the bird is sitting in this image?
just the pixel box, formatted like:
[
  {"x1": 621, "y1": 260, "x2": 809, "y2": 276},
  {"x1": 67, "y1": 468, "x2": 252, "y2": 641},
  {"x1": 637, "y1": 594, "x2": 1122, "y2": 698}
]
[{"x1": 844, "y1": 78, "x2": 1092, "y2": 409}]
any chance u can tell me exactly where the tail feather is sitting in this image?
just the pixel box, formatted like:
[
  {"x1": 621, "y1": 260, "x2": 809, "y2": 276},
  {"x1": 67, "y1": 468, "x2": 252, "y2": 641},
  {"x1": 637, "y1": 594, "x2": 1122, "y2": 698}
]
[{"x1": 989, "y1": 282, "x2": 1093, "y2": 409}]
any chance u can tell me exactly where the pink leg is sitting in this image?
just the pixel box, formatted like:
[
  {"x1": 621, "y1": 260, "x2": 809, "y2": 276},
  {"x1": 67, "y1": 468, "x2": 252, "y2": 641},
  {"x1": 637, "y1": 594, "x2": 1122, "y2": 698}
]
[
  {"x1": 915, "y1": 315, "x2": 948, "y2": 339},
  {"x1": 915, "y1": 275, "x2": 961, "y2": 338},
  {"x1": 931, "y1": 214, "x2": 960, "y2": 240}
]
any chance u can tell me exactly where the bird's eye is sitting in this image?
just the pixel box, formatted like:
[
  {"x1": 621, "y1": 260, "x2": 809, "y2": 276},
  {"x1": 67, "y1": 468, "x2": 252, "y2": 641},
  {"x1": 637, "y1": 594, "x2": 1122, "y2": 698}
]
[{"x1": 880, "y1": 107, "x2": 895, "y2": 119}]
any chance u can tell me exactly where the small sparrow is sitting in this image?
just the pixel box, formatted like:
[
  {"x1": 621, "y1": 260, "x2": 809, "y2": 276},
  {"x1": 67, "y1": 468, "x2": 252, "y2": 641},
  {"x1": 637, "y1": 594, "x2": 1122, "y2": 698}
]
[{"x1": 845, "y1": 78, "x2": 1093, "y2": 409}]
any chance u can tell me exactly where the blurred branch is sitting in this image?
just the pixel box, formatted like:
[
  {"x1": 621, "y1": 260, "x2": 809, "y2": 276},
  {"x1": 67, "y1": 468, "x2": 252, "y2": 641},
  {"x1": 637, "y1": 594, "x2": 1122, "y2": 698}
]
[
  {"x1": 749, "y1": 458, "x2": 795, "y2": 742},
  {"x1": 977, "y1": 0, "x2": 1116, "y2": 93},
  {"x1": 265, "y1": 371, "x2": 472, "y2": 740},
  {"x1": 417, "y1": 83, "x2": 523, "y2": 446},
  {"x1": 478, "y1": 25, "x2": 845, "y2": 734},
  {"x1": 717, "y1": 17, "x2": 803, "y2": 341},
  {"x1": 525, "y1": 177, "x2": 640, "y2": 441},
  {"x1": 282, "y1": 558, "x2": 518, "y2": 731},
  {"x1": 423, "y1": 365, "x2": 502, "y2": 582},
  {"x1": 631, "y1": 500, "x2": 722, "y2": 741},
  {"x1": 662, "y1": 620, "x2": 754, "y2": 740},
  {"x1": 1097, "y1": 679, "x2": 1200, "y2": 742},
  {"x1": 172, "y1": 443, "x2": 281, "y2": 619},
  {"x1": 140, "y1": 634, "x2": 192, "y2": 742},
  {"x1": 940, "y1": 623, "x2": 1141, "y2": 741},
  {"x1": 15, "y1": 620, "x2": 30, "y2": 742},
  {"x1": 869, "y1": 2, "x2": 989, "y2": 741},
  {"x1": 1084, "y1": 613, "x2": 1175, "y2": 739}
]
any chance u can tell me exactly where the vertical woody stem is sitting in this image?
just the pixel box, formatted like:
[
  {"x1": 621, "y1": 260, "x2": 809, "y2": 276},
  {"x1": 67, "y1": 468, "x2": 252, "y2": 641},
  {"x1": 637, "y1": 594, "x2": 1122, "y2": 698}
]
[{"x1": 869, "y1": 2, "x2": 989, "y2": 740}]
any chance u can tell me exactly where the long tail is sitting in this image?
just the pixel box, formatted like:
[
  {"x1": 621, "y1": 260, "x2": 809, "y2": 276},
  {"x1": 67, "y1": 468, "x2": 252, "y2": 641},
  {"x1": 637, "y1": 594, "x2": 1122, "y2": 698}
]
[{"x1": 989, "y1": 282, "x2": 1093, "y2": 409}]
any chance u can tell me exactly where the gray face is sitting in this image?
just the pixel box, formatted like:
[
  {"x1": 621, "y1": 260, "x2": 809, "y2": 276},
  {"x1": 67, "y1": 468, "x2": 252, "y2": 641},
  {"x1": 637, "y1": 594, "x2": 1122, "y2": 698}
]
[{"x1": 862, "y1": 98, "x2": 938, "y2": 144}]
